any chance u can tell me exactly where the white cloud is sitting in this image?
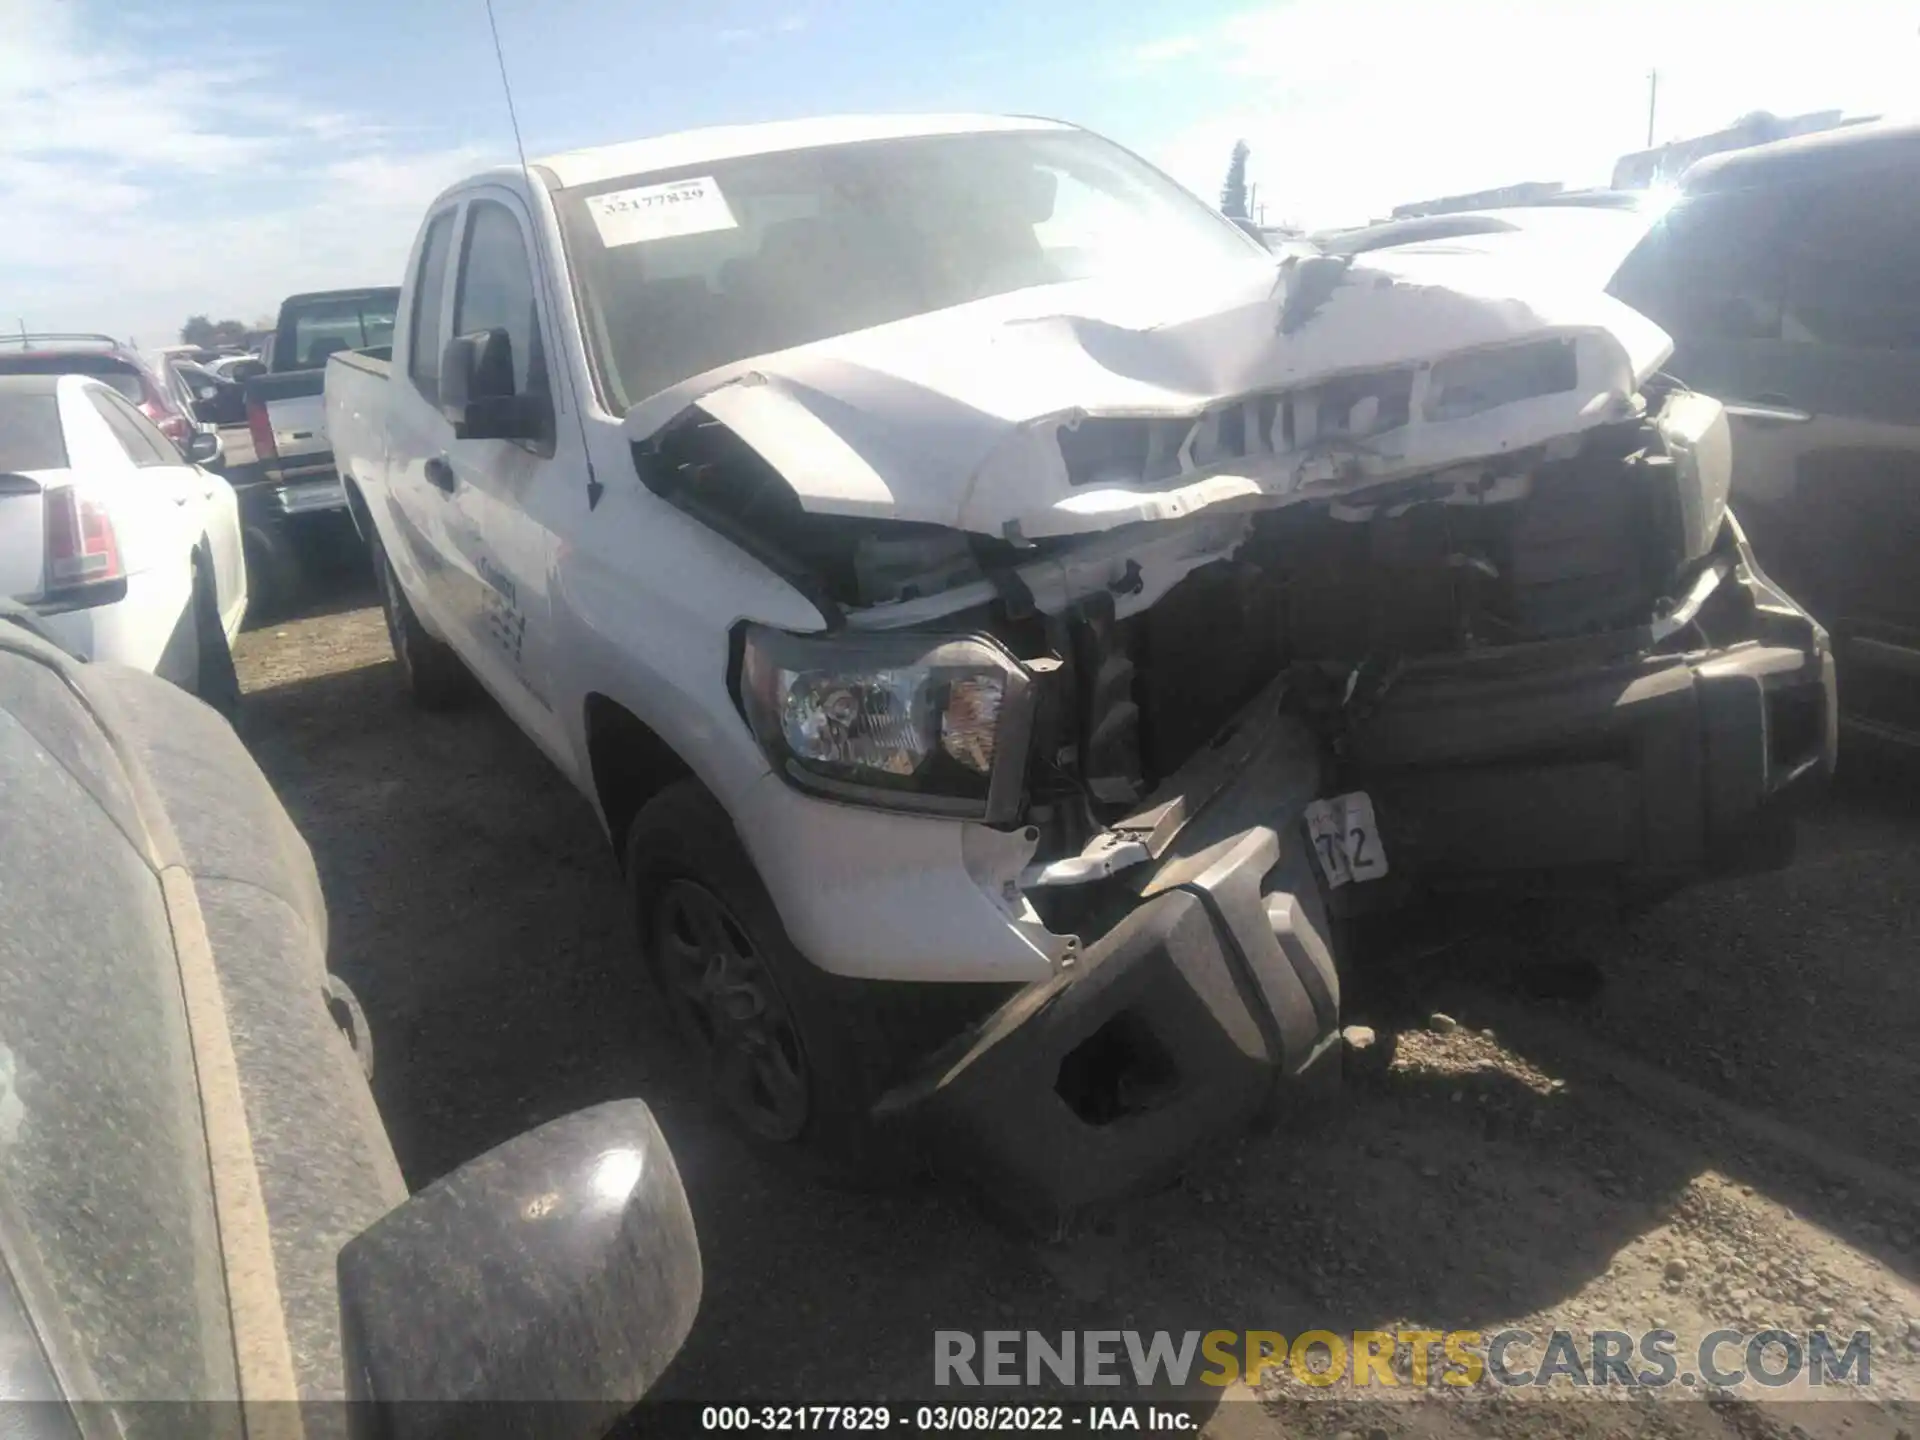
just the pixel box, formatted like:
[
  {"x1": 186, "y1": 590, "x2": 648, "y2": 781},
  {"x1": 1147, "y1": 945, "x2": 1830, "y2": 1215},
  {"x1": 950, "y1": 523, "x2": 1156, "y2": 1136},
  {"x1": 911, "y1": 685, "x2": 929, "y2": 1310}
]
[
  {"x1": 1138, "y1": 0, "x2": 1918, "y2": 229},
  {"x1": 716, "y1": 12, "x2": 809, "y2": 45},
  {"x1": 1121, "y1": 34, "x2": 1207, "y2": 70},
  {"x1": 0, "y1": 0, "x2": 496, "y2": 344}
]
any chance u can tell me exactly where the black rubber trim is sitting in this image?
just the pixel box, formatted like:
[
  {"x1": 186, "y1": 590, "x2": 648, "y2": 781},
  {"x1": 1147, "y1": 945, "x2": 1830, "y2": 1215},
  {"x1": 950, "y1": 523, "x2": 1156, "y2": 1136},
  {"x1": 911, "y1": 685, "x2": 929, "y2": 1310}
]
[{"x1": 32, "y1": 576, "x2": 130, "y2": 616}]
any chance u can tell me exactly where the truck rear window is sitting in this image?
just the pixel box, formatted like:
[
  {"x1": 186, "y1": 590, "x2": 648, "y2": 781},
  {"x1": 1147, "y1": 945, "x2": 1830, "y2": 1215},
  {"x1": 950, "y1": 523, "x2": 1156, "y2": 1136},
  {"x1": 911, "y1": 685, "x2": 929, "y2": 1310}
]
[
  {"x1": 279, "y1": 294, "x2": 400, "y2": 371},
  {"x1": 0, "y1": 394, "x2": 70, "y2": 472}
]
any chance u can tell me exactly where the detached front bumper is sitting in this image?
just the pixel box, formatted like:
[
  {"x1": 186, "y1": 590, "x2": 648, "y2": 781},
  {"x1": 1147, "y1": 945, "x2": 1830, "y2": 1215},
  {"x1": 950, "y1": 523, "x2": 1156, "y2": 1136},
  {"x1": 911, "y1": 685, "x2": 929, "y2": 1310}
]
[{"x1": 877, "y1": 709, "x2": 1346, "y2": 1232}]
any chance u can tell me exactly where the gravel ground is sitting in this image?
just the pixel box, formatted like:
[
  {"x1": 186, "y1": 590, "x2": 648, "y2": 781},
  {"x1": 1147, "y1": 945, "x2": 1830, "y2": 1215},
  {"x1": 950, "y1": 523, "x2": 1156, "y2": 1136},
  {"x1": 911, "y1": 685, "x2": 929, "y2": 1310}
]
[{"x1": 235, "y1": 574, "x2": 1920, "y2": 1439}]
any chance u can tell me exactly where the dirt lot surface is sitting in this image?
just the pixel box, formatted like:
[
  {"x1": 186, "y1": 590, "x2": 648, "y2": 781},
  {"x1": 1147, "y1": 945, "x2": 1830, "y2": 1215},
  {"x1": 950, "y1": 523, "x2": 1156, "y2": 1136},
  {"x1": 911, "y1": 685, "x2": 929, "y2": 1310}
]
[{"x1": 236, "y1": 575, "x2": 1920, "y2": 1439}]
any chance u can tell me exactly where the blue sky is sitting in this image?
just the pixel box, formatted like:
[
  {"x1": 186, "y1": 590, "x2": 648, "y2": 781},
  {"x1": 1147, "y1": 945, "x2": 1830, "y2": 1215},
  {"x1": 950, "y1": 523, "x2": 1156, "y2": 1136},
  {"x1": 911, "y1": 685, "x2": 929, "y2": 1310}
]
[{"x1": 3, "y1": 0, "x2": 1914, "y2": 346}]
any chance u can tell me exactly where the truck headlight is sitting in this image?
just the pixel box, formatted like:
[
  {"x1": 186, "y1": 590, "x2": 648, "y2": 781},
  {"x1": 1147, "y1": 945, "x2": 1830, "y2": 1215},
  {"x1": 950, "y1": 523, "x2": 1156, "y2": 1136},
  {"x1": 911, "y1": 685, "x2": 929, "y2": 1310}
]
[{"x1": 737, "y1": 625, "x2": 1036, "y2": 822}]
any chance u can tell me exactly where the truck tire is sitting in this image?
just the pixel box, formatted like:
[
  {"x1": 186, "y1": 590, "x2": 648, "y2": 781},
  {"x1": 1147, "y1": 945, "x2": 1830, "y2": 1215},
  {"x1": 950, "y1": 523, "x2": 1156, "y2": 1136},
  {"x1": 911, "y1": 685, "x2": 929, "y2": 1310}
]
[
  {"x1": 242, "y1": 530, "x2": 305, "y2": 622},
  {"x1": 624, "y1": 778, "x2": 907, "y2": 1184},
  {"x1": 370, "y1": 531, "x2": 472, "y2": 710}
]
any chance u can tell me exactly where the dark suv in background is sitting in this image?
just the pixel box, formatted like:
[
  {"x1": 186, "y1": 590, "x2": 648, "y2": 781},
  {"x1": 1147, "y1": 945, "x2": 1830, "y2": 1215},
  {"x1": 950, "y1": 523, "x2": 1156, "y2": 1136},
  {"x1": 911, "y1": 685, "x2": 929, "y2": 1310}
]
[{"x1": 1607, "y1": 121, "x2": 1920, "y2": 744}]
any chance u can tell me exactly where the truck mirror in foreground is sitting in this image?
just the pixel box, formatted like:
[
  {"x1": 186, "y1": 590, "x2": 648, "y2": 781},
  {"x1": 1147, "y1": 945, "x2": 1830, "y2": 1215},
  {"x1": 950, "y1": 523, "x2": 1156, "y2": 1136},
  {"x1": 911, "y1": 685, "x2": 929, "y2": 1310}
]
[
  {"x1": 440, "y1": 327, "x2": 551, "y2": 443},
  {"x1": 184, "y1": 429, "x2": 224, "y2": 468},
  {"x1": 337, "y1": 1099, "x2": 702, "y2": 1440}
]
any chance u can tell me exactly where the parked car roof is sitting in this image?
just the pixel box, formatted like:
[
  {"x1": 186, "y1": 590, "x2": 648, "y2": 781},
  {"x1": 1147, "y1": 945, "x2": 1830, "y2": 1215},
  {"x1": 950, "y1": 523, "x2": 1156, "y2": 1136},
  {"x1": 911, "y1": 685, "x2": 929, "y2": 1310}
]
[
  {"x1": 532, "y1": 112, "x2": 1075, "y2": 190},
  {"x1": 0, "y1": 347, "x2": 162, "y2": 405},
  {"x1": 1683, "y1": 118, "x2": 1920, "y2": 195},
  {"x1": 277, "y1": 287, "x2": 403, "y2": 306},
  {"x1": 1316, "y1": 203, "x2": 1658, "y2": 292}
]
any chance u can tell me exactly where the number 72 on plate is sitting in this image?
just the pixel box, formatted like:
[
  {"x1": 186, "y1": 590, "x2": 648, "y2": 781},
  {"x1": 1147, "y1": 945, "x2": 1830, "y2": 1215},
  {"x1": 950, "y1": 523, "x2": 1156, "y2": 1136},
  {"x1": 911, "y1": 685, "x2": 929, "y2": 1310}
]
[{"x1": 1303, "y1": 791, "x2": 1389, "y2": 888}]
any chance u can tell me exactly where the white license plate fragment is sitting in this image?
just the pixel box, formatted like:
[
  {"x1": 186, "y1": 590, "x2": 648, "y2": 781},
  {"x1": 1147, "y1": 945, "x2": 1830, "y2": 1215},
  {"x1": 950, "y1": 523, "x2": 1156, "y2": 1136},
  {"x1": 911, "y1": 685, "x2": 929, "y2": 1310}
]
[{"x1": 1304, "y1": 791, "x2": 1389, "y2": 888}]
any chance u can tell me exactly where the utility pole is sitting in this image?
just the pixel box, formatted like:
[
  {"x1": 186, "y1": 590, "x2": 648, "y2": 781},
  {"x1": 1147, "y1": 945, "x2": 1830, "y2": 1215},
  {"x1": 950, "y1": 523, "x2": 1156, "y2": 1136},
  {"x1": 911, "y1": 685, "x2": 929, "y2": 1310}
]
[{"x1": 1646, "y1": 68, "x2": 1659, "y2": 148}]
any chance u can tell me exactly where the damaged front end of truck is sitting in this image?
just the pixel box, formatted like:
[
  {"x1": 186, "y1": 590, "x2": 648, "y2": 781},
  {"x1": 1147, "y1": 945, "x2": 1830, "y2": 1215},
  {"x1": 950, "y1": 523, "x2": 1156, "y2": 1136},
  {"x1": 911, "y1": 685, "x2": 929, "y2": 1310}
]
[{"x1": 628, "y1": 252, "x2": 1837, "y2": 1229}]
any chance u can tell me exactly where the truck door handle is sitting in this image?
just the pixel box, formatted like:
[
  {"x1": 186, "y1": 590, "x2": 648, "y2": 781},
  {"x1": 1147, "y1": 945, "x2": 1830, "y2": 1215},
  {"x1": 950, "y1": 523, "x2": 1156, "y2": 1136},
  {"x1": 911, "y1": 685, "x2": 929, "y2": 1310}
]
[{"x1": 424, "y1": 456, "x2": 456, "y2": 494}]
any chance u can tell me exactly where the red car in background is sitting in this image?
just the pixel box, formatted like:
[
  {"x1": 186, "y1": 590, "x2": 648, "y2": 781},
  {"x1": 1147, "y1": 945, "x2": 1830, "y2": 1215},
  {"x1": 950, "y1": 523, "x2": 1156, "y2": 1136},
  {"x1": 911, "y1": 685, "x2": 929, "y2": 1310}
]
[{"x1": 0, "y1": 333, "x2": 198, "y2": 450}]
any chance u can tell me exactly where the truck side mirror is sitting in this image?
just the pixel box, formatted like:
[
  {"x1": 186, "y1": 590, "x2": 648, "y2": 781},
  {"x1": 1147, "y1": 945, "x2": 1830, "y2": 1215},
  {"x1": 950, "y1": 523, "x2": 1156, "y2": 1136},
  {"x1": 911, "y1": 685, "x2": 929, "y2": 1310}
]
[
  {"x1": 337, "y1": 1099, "x2": 702, "y2": 1440},
  {"x1": 440, "y1": 328, "x2": 551, "y2": 443}
]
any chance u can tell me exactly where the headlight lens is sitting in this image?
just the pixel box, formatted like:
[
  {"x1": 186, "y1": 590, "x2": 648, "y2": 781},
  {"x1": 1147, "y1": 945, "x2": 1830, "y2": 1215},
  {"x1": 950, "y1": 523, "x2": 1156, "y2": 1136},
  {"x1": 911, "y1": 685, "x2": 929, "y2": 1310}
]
[{"x1": 738, "y1": 626, "x2": 1034, "y2": 820}]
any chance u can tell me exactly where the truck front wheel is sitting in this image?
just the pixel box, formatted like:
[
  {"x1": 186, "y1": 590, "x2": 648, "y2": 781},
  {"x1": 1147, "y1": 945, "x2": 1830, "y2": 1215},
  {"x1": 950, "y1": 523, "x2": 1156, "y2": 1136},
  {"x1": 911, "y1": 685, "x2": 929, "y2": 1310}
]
[
  {"x1": 624, "y1": 779, "x2": 903, "y2": 1182},
  {"x1": 370, "y1": 531, "x2": 472, "y2": 710}
]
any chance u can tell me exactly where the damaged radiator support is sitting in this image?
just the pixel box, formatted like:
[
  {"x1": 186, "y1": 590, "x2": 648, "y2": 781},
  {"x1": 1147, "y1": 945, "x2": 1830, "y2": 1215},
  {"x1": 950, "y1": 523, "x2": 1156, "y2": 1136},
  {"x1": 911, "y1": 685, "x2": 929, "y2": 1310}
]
[{"x1": 1048, "y1": 406, "x2": 1688, "y2": 827}]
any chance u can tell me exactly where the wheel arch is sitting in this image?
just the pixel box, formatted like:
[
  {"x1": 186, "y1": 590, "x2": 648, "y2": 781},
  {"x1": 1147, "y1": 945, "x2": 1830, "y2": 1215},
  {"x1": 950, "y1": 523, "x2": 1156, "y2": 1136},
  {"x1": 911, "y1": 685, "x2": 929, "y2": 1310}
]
[
  {"x1": 583, "y1": 692, "x2": 695, "y2": 862},
  {"x1": 340, "y1": 472, "x2": 375, "y2": 546}
]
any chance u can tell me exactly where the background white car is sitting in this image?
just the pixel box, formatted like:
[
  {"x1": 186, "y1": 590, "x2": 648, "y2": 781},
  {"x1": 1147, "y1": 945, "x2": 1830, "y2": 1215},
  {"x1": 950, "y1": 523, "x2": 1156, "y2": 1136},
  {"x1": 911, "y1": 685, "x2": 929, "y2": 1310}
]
[{"x1": 0, "y1": 373, "x2": 247, "y2": 713}]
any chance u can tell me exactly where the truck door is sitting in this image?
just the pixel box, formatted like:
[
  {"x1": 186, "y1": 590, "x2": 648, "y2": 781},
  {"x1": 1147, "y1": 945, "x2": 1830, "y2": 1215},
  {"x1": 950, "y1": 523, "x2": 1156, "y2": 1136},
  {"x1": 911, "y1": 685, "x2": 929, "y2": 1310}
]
[
  {"x1": 381, "y1": 203, "x2": 472, "y2": 652},
  {"x1": 439, "y1": 189, "x2": 570, "y2": 763}
]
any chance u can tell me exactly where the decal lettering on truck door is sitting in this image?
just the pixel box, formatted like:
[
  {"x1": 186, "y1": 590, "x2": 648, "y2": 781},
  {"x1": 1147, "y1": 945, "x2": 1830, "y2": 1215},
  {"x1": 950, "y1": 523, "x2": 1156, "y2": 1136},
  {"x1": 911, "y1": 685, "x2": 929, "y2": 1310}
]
[{"x1": 476, "y1": 553, "x2": 527, "y2": 667}]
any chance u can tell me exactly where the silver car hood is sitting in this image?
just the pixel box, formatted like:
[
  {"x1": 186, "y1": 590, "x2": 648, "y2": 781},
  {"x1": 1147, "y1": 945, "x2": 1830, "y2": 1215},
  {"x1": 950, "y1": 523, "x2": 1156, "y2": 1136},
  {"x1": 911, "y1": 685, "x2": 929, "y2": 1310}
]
[{"x1": 624, "y1": 251, "x2": 1674, "y2": 540}]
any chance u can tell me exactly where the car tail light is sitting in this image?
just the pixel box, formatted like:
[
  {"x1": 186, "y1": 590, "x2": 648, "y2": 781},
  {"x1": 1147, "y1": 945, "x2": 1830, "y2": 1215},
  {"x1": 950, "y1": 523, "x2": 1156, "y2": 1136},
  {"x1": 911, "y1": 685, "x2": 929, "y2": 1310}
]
[
  {"x1": 247, "y1": 396, "x2": 278, "y2": 460},
  {"x1": 141, "y1": 398, "x2": 191, "y2": 448},
  {"x1": 44, "y1": 485, "x2": 125, "y2": 592}
]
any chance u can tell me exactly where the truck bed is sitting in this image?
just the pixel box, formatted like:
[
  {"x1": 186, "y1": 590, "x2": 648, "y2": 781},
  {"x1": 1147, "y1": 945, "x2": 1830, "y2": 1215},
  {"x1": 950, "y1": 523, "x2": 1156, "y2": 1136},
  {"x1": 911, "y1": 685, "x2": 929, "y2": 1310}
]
[
  {"x1": 324, "y1": 347, "x2": 394, "y2": 528},
  {"x1": 330, "y1": 349, "x2": 391, "y2": 382}
]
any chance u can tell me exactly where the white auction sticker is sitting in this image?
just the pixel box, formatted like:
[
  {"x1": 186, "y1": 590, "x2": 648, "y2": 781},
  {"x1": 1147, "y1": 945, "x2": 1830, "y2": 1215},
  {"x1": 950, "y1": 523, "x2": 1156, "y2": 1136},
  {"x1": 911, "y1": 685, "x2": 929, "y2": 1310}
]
[
  {"x1": 1303, "y1": 791, "x2": 1389, "y2": 889},
  {"x1": 585, "y1": 176, "x2": 738, "y2": 248}
]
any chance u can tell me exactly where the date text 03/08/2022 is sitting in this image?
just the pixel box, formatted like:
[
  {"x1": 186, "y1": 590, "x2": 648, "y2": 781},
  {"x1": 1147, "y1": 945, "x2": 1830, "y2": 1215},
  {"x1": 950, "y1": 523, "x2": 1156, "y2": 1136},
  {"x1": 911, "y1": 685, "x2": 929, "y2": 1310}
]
[{"x1": 698, "y1": 1406, "x2": 1199, "y2": 1432}]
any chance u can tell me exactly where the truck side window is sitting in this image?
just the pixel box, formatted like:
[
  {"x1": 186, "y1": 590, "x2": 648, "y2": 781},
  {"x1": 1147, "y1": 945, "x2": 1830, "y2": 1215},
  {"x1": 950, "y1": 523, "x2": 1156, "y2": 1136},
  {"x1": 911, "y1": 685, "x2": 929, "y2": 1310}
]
[
  {"x1": 454, "y1": 200, "x2": 549, "y2": 398},
  {"x1": 408, "y1": 210, "x2": 458, "y2": 403},
  {"x1": 1609, "y1": 186, "x2": 1795, "y2": 344}
]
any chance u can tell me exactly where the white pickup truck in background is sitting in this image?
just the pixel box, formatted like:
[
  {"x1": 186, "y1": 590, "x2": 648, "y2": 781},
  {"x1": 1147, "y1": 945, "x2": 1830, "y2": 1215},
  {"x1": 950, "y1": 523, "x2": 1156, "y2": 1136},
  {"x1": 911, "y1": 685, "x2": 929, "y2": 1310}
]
[{"x1": 325, "y1": 112, "x2": 1836, "y2": 1228}]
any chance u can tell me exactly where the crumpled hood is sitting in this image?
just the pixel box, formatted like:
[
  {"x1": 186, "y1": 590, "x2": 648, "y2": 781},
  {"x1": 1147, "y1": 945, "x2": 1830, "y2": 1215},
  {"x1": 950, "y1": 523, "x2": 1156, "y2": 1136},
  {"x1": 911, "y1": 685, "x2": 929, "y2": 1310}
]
[{"x1": 625, "y1": 252, "x2": 1674, "y2": 539}]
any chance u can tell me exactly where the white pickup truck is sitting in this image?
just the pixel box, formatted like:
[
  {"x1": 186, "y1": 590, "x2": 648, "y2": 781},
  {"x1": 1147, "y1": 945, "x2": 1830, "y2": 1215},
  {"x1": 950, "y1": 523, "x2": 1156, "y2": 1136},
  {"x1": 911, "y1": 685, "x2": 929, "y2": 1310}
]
[{"x1": 326, "y1": 113, "x2": 1836, "y2": 1225}]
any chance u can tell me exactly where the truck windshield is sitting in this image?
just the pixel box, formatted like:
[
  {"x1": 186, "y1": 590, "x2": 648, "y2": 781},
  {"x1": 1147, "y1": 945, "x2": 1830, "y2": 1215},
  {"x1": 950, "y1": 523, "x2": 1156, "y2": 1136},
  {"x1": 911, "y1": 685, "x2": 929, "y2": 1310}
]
[{"x1": 554, "y1": 128, "x2": 1264, "y2": 411}]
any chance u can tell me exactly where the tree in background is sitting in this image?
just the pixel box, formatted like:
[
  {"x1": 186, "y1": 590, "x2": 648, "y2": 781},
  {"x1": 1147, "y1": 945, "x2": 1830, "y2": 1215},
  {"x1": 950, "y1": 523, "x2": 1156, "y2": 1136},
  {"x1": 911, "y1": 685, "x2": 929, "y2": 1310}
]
[
  {"x1": 179, "y1": 315, "x2": 252, "y2": 347},
  {"x1": 1221, "y1": 140, "x2": 1251, "y2": 219}
]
